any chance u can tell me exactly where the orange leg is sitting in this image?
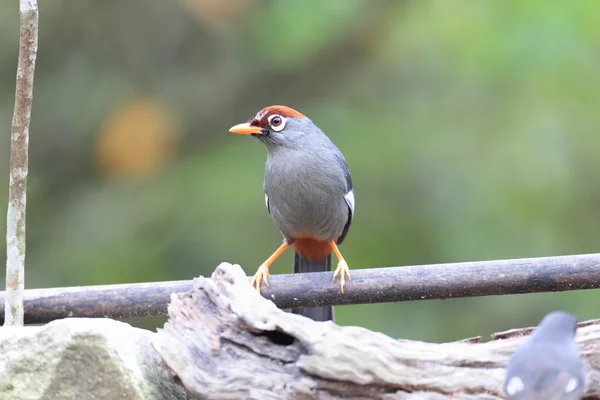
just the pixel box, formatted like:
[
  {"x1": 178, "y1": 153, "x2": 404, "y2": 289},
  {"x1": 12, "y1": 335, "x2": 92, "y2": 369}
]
[
  {"x1": 329, "y1": 241, "x2": 351, "y2": 293},
  {"x1": 251, "y1": 242, "x2": 289, "y2": 292}
]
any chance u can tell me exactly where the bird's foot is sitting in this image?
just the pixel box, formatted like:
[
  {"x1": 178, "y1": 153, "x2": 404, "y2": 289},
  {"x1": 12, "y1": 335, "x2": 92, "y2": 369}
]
[
  {"x1": 251, "y1": 264, "x2": 270, "y2": 293},
  {"x1": 333, "y1": 260, "x2": 351, "y2": 293}
]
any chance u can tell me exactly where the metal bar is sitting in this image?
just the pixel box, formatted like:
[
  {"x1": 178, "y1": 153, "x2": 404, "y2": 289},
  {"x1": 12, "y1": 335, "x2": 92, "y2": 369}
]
[{"x1": 1, "y1": 253, "x2": 600, "y2": 324}]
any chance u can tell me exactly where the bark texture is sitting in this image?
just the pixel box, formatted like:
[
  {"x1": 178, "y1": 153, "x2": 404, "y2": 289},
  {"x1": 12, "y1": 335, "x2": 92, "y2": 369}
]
[
  {"x1": 153, "y1": 263, "x2": 600, "y2": 399},
  {"x1": 5, "y1": 0, "x2": 38, "y2": 327}
]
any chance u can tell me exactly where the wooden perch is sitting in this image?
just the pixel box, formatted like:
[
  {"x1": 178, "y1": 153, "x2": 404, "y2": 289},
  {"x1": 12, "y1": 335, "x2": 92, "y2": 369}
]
[
  {"x1": 2, "y1": 253, "x2": 600, "y2": 324},
  {"x1": 153, "y1": 263, "x2": 600, "y2": 400}
]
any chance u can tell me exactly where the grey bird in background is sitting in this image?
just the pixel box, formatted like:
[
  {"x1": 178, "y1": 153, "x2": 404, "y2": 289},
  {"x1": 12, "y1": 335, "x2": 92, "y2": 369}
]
[
  {"x1": 229, "y1": 105, "x2": 354, "y2": 321},
  {"x1": 504, "y1": 311, "x2": 586, "y2": 400}
]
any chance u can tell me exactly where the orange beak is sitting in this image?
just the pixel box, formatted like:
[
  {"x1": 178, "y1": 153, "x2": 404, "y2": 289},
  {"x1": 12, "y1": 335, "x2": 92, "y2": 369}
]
[{"x1": 229, "y1": 123, "x2": 263, "y2": 135}]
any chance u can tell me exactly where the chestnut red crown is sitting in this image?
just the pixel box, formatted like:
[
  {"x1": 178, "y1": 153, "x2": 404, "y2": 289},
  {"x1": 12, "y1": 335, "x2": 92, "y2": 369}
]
[
  {"x1": 249, "y1": 105, "x2": 305, "y2": 129},
  {"x1": 229, "y1": 105, "x2": 305, "y2": 135}
]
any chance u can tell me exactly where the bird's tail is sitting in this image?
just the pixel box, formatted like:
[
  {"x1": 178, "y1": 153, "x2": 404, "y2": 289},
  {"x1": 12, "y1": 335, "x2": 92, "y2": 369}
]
[{"x1": 291, "y1": 252, "x2": 333, "y2": 321}]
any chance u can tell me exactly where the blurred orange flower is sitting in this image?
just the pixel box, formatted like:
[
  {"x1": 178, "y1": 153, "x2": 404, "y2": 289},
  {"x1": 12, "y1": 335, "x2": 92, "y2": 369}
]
[
  {"x1": 180, "y1": 0, "x2": 257, "y2": 26},
  {"x1": 95, "y1": 97, "x2": 181, "y2": 181}
]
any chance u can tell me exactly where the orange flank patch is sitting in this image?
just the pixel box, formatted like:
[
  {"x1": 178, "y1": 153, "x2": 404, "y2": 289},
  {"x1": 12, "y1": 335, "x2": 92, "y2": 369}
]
[{"x1": 293, "y1": 238, "x2": 332, "y2": 262}]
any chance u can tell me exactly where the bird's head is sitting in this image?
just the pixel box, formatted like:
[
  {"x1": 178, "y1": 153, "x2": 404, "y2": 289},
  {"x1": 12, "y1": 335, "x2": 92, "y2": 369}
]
[
  {"x1": 229, "y1": 105, "x2": 321, "y2": 149},
  {"x1": 533, "y1": 311, "x2": 579, "y2": 341}
]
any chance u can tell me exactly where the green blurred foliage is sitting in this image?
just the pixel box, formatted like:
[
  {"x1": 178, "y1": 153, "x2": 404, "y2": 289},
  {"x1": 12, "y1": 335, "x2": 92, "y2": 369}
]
[{"x1": 1, "y1": 0, "x2": 600, "y2": 341}]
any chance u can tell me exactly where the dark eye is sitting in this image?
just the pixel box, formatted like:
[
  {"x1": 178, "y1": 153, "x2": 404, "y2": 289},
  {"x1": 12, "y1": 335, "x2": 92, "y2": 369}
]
[{"x1": 268, "y1": 114, "x2": 286, "y2": 131}]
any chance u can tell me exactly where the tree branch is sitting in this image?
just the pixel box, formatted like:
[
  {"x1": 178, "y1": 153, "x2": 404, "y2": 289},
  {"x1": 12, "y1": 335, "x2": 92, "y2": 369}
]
[
  {"x1": 153, "y1": 263, "x2": 600, "y2": 399},
  {"x1": 1, "y1": 253, "x2": 600, "y2": 324},
  {"x1": 5, "y1": 0, "x2": 38, "y2": 327}
]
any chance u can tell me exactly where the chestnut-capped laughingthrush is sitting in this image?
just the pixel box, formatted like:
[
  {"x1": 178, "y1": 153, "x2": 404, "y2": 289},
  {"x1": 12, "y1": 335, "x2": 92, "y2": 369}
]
[
  {"x1": 504, "y1": 311, "x2": 585, "y2": 400},
  {"x1": 229, "y1": 105, "x2": 354, "y2": 321}
]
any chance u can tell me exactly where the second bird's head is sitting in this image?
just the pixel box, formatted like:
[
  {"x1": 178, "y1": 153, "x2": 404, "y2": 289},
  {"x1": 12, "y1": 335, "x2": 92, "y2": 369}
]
[{"x1": 229, "y1": 105, "x2": 323, "y2": 149}]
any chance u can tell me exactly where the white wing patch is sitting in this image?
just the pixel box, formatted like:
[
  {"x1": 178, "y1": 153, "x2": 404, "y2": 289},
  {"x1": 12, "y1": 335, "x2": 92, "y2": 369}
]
[
  {"x1": 264, "y1": 192, "x2": 270, "y2": 212},
  {"x1": 344, "y1": 189, "x2": 355, "y2": 216},
  {"x1": 564, "y1": 378, "x2": 579, "y2": 393},
  {"x1": 506, "y1": 376, "x2": 524, "y2": 396}
]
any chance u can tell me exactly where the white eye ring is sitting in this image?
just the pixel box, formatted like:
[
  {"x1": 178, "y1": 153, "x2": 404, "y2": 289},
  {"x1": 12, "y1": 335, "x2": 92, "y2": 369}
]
[{"x1": 268, "y1": 114, "x2": 286, "y2": 132}]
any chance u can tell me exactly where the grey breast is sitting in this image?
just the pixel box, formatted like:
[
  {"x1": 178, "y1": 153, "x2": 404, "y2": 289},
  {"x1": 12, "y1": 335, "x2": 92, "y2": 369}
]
[
  {"x1": 506, "y1": 341, "x2": 585, "y2": 400},
  {"x1": 264, "y1": 147, "x2": 349, "y2": 241}
]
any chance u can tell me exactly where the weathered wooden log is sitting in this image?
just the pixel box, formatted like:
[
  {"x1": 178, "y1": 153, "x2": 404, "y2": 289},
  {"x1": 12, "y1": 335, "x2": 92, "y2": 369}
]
[{"x1": 153, "y1": 263, "x2": 600, "y2": 400}]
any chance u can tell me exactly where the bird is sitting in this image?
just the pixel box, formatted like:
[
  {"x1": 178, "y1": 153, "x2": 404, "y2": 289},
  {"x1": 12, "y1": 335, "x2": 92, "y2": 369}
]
[
  {"x1": 228, "y1": 105, "x2": 354, "y2": 321},
  {"x1": 504, "y1": 310, "x2": 586, "y2": 400}
]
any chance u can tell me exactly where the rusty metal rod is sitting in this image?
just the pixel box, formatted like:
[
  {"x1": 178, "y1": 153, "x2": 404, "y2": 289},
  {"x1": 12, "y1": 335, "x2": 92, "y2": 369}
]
[{"x1": 1, "y1": 253, "x2": 600, "y2": 324}]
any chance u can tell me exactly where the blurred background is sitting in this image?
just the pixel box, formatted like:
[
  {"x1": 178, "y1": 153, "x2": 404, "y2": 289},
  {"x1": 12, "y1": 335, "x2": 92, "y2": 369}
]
[{"x1": 1, "y1": 0, "x2": 600, "y2": 342}]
